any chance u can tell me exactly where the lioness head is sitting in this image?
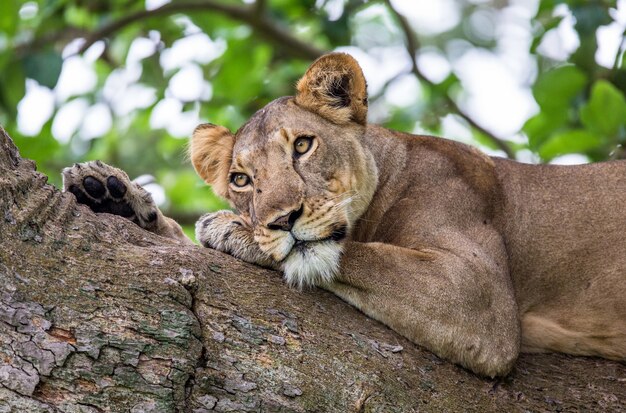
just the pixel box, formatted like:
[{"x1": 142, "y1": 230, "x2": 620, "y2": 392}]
[{"x1": 190, "y1": 53, "x2": 378, "y2": 288}]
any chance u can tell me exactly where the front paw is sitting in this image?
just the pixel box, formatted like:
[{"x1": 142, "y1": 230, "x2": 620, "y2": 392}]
[
  {"x1": 196, "y1": 211, "x2": 275, "y2": 268},
  {"x1": 62, "y1": 161, "x2": 158, "y2": 229},
  {"x1": 196, "y1": 211, "x2": 243, "y2": 251}
]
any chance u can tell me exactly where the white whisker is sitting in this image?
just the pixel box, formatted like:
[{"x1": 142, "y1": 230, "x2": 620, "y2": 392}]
[
  {"x1": 333, "y1": 194, "x2": 360, "y2": 209},
  {"x1": 326, "y1": 190, "x2": 357, "y2": 202}
]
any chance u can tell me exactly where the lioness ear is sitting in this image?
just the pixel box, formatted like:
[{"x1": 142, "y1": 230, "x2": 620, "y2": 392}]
[
  {"x1": 190, "y1": 123, "x2": 234, "y2": 198},
  {"x1": 295, "y1": 52, "x2": 368, "y2": 125}
]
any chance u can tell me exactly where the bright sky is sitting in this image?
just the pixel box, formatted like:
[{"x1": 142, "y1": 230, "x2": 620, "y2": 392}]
[{"x1": 15, "y1": 0, "x2": 626, "y2": 167}]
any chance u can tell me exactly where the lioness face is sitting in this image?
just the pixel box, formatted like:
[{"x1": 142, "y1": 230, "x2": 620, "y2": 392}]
[
  {"x1": 191, "y1": 53, "x2": 377, "y2": 287},
  {"x1": 231, "y1": 98, "x2": 376, "y2": 286}
]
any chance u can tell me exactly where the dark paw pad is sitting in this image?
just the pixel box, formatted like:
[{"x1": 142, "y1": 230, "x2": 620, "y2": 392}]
[
  {"x1": 83, "y1": 176, "x2": 105, "y2": 198},
  {"x1": 68, "y1": 184, "x2": 90, "y2": 204},
  {"x1": 69, "y1": 175, "x2": 135, "y2": 219},
  {"x1": 106, "y1": 176, "x2": 127, "y2": 198},
  {"x1": 105, "y1": 200, "x2": 134, "y2": 217}
]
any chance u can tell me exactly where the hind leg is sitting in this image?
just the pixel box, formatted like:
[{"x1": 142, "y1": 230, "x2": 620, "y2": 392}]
[{"x1": 62, "y1": 161, "x2": 192, "y2": 244}]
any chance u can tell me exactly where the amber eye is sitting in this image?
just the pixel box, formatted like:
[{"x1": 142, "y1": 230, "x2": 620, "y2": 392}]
[
  {"x1": 231, "y1": 173, "x2": 250, "y2": 188},
  {"x1": 294, "y1": 136, "x2": 314, "y2": 156}
]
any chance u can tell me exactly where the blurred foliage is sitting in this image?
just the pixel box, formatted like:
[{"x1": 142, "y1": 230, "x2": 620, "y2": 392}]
[{"x1": 0, "y1": 0, "x2": 625, "y2": 233}]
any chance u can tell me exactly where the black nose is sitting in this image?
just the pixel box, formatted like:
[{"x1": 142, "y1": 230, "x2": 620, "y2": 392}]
[{"x1": 267, "y1": 206, "x2": 303, "y2": 231}]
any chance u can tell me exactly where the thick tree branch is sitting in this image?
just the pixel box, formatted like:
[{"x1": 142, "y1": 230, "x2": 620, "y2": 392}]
[
  {"x1": 385, "y1": 0, "x2": 516, "y2": 159},
  {"x1": 76, "y1": 0, "x2": 323, "y2": 60}
]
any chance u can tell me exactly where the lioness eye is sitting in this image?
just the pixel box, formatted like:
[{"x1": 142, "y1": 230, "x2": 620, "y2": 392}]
[
  {"x1": 231, "y1": 173, "x2": 250, "y2": 187},
  {"x1": 294, "y1": 136, "x2": 314, "y2": 156}
]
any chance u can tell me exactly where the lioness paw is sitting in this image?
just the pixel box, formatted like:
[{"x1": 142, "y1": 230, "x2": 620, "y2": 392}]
[
  {"x1": 196, "y1": 211, "x2": 276, "y2": 268},
  {"x1": 62, "y1": 161, "x2": 158, "y2": 229}
]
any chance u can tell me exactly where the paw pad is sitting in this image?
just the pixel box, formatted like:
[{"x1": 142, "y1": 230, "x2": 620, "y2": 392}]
[
  {"x1": 83, "y1": 176, "x2": 105, "y2": 198},
  {"x1": 63, "y1": 161, "x2": 158, "y2": 227},
  {"x1": 106, "y1": 176, "x2": 127, "y2": 198}
]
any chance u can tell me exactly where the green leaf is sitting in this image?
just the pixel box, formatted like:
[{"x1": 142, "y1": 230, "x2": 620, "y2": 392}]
[
  {"x1": 571, "y1": 3, "x2": 612, "y2": 37},
  {"x1": 539, "y1": 129, "x2": 604, "y2": 161},
  {"x1": 525, "y1": 65, "x2": 588, "y2": 151},
  {"x1": 213, "y1": 41, "x2": 272, "y2": 105},
  {"x1": 579, "y1": 80, "x2": 626, "y2": 138},
  {"x1": 64, "y1": 5, "x2": 98, "y2": 29},
  {"x1": 570, "y1": 4, "x2": 611, "y2": 73},
  {"x1": 536, "y1": 0, "x2": 561, "y2": 15},
  {"x1": 524, "y1": 111, "x2": 569, "y2": 151},
  {"x1": 160, "y1": 170, "x2": 229, "y2": 213},
  {"x1": 532, "y1": 65, "x2": 587, "y2": 113},
  {"x1": 22, "y1": 51, "x2": 63, "y2": 88},
  {"x1": 0, "y1": 62, "x2": 26, "y2": 118},
  {"x1": 0, "y1": 0, "x2": 19, "y2": 36}
]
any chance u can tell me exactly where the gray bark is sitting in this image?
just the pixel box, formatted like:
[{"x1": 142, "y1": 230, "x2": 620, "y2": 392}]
[{"x1": 0, "y1": 127, "x2": 623, "y2": 412}]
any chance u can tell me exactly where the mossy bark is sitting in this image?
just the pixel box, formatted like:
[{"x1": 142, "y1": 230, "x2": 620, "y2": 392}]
[{"x1": 0, "y1": 128, "x2": 623, "y2": 412}]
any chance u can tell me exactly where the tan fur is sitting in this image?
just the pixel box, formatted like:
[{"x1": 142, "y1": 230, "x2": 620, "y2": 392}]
[
  {"x1": 189, "y1": 123, "x2": 235, "y2": 198},
  {"x1": 296, "y1": 53, "x2": 368, "y2": 125},
  {"x1": 121, "y1": 53, "x2": 625, "y2": 377}
]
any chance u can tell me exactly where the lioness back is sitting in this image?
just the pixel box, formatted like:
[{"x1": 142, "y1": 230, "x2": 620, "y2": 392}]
[{"x1": 495, "y1": 159, "x2": 626, "y2": 358}]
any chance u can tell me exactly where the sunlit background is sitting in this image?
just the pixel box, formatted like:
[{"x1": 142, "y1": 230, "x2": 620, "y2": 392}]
[{"x1": 1, "y1": 0, "x2": 625, "y2": 235}]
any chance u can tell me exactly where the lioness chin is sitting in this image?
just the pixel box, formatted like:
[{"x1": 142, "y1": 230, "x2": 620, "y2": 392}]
[{"x1": 63, "y1": 53, "x2": 626, "y2": 378}]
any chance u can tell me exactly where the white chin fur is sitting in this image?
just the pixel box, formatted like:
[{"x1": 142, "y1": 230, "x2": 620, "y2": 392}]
[{"x1": 282, "y1": 240, "x2": 343, "y2": 290}]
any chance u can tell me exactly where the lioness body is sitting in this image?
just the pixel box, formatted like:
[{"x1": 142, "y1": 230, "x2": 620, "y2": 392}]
[
  {"x1": 496, "y1": 158, "x2": 626, "y2": 357},
  {"x1": 63, "y1": 53, "x2": 625, "y2": 377},
  {"x1": 354, "y1": 125, "x2": 626, "y2": 360}
]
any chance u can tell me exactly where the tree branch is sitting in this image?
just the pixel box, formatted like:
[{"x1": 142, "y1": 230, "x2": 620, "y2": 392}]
[
  {"x1": 15, "y1": 27, "x2": 90, "y2": 56},
  {"x1": 75, "y1": 0, "x2": 323, "y2": 60},
  {"x1": 255, "y1": 0, "x2": 268, "y2": 14},
  {"x1": 385, "y1": 0, "x2": 515, "y2": 159}
]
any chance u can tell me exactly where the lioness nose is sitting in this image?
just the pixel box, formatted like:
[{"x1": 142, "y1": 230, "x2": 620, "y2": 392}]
[{"x1": 267, "y1": 206, "x2": 303, "y2": 231}]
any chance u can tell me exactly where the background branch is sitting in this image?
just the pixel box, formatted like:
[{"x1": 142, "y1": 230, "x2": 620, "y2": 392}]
[
  {"x1": 385, "y1": 0, "x2": 516, "y2": 159},
  {"x1": 76, "y1": 0, "x2": 323, "y2": 60},
  {"x1": 15, "y1": 27, "x2": 90, "y2": 56},
  {"x1": 255, "y1": 0, "x2": 268, "y2": 14}
]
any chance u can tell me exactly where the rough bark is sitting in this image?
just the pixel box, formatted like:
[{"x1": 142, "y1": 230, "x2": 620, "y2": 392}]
[{"x1": 0, "y1": 127, "x2": 623, "y2": 412}]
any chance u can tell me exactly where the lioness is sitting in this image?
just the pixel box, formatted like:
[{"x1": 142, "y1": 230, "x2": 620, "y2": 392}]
[{"x1": 63, "y1": 53, "x2": 625, "y2": 377}]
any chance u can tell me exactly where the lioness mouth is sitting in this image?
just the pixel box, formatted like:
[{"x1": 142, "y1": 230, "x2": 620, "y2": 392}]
[
  {"x1": 293, "y1": 225, "x2": 348, "y2": 252},
  {"x1": 292, "y1": 224, "x2": 348, "y2": 250}
]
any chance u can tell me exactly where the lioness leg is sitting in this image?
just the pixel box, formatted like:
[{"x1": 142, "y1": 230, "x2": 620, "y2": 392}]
[
  {"x1": 326, "y1": 240, "x2": 520, "y2": 377},
  {"x1": 196, "y1": 211, "x2": 277, "y2": 269},
  {"x1": 62, "y1": 161, "x2": 192, "y2": 244}
]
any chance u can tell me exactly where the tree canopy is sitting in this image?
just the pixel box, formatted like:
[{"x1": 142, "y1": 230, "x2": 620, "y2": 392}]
[{"x1": 1, "y1": 0, "x2": 625, "y2": 237}]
